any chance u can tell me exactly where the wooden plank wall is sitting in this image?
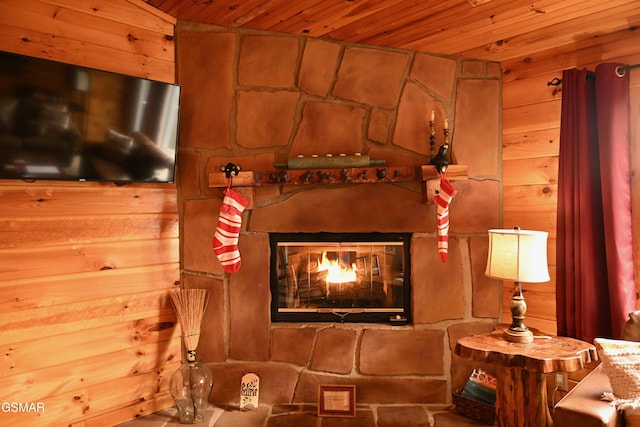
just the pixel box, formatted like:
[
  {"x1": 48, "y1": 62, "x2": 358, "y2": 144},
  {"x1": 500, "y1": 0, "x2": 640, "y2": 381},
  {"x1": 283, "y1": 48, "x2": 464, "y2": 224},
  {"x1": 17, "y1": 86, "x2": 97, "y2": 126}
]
[
  {"x1": 0, "y1": 1, "x2": 181, "y2": 426},
  {"x1": 501, "y1": 27, "x2": 640, "y2": 335}
]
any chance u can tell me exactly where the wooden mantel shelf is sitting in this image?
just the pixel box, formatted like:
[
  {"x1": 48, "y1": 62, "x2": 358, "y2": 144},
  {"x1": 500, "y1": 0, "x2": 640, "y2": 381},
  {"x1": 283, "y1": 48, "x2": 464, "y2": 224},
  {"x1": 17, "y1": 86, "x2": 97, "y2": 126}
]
[
  {"x1": 210, "y1": 166, "x2": 420, "y2": 187},
  {"x1": 208, "y1": 164, "x2": 468, "y2": 205},
  {"x1": 209, "y1": 164, "x2": 468, "y2": 187}
]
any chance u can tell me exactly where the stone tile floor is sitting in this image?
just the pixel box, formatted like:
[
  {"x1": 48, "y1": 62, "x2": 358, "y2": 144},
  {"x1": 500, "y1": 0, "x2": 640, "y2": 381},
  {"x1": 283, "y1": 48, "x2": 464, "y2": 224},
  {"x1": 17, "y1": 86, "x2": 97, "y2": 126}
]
[{"x1": 116, "y1": 404, "x2": 494, "y2": 427}]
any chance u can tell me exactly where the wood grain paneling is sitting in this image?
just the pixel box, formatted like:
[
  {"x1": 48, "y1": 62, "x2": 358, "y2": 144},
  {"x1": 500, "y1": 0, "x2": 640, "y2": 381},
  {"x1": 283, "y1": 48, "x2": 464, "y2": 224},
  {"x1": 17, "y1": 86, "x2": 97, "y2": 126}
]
[
  {"x1": 503, "y1": 129, "x2": 559, "y2": 160},
  {"x1": 0, "y1": 338, "x2": 180, "y2": 402},
  {"x1": 0, "y1": 239, "x2": 178, "y2": 281},
  {"x1": 0, "y1": 0, "x2": 175, "y2": 81},
  {"x1": 0, "y1": 1, "x2": 179, "y2": 426},
  {"x1": 0, "y1": 291, "x2": 175, "y2": 344}
]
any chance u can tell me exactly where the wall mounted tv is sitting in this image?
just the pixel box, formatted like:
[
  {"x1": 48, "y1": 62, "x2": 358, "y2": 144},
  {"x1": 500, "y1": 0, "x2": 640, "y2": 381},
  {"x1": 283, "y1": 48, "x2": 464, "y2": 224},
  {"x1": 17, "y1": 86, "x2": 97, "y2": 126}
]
[{"x1": 0, "y1": 50, "x2": 180, "y2": 183}]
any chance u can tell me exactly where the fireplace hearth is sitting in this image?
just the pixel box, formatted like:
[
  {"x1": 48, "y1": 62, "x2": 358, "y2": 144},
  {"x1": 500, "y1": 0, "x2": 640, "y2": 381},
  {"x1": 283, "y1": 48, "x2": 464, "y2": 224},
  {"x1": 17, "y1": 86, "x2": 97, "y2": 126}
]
[{"x1": 269, "y1": 233, "x2": 411, "y2": 324}]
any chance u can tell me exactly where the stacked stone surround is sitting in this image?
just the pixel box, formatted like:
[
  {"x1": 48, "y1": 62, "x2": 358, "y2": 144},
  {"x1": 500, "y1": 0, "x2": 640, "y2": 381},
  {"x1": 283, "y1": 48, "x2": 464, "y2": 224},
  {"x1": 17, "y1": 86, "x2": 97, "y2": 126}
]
[{"x1": 176, "y1": 21, "x2": 502, "y2": 407}]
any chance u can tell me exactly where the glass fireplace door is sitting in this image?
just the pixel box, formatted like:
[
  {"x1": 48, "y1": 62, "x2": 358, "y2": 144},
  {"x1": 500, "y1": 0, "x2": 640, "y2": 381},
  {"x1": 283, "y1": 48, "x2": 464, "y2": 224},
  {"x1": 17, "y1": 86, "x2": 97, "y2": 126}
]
[{"x1": 270, "y1": 233, "x2": 410, "y2": 323}]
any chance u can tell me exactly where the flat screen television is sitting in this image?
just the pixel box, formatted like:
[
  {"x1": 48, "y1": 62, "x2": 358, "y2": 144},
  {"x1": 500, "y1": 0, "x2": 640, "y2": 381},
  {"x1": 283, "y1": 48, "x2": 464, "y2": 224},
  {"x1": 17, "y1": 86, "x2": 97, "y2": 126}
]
[{"x1": 0, "y1": 50, "x2": 180, "y2": 183}]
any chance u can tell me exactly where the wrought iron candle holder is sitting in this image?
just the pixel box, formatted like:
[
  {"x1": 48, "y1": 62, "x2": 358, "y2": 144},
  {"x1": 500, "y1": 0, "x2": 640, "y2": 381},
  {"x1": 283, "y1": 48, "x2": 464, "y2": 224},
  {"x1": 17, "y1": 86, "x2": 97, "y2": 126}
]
[{"x1": 428, "y1": 113, "x2": 450, "y2": 174}]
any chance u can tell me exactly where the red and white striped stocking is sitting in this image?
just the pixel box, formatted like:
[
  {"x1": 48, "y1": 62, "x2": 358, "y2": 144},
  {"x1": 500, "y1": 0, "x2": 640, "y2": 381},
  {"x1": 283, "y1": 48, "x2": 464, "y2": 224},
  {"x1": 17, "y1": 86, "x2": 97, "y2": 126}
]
[
  {"x1": 212, "y1": 187, "x2": 248, "y2": 273},
  {"x1": 434, "y1": 175, "x2": 457, "y2": 263}
]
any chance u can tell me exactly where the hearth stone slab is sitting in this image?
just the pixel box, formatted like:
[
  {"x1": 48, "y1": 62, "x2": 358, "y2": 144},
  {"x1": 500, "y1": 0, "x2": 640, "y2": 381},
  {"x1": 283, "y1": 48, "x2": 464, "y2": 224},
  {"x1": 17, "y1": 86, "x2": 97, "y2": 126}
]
[
  {"x1": 214, "y1": 405, "x2": 270, "y2": 426},
  {"x1": 293, "y1": 372, "x2": 447, "y2": 404},
  {"x1": 266, "y1": 412, "x2": 319, "y2": 426},
  {"x1": 271, "y1": 327, "x2": 318, "y2": 366},
  {"x1": 320, "y1": 408, "x2": 375, "y2": 427},
  {"x1": 207, "y1": 362, "x2": 299, "y2": 404},
  {"x1": 310, "y1": 328, "x2": 357, "y2": 374},
  {"x1": 377, "y1": 406, "x2": 431, "y2": 426},
  {"x1": 115, "y1": 404, "x2": 493, "y2": 427},
  {"x1": 359, "y1": 329, "x2": 444, "y2": 375}
]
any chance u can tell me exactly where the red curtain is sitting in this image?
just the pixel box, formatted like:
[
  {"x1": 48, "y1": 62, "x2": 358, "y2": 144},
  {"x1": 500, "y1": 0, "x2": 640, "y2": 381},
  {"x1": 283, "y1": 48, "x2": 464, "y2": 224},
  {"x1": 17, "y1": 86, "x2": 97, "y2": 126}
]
[{"x1": 556, "y1": 64, "x2": 635, "y2": 343}]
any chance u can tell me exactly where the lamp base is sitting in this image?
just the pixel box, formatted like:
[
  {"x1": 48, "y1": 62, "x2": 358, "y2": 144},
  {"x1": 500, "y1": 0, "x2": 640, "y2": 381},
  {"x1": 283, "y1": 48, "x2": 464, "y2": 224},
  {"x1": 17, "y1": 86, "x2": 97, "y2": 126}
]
[
  {"x1": 504, "y1": 281, "x2": 534, "y2": 343},
  {"x1": 504, "y1": 326, "x2": 534, "y2": 343}
]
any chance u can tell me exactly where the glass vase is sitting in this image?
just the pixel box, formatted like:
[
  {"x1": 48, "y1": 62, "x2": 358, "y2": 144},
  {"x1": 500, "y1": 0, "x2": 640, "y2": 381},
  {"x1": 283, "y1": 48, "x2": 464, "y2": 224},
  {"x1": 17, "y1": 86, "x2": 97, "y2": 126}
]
[{"x1": 169, "y1": 361, "x2": 214, "y2": 423}]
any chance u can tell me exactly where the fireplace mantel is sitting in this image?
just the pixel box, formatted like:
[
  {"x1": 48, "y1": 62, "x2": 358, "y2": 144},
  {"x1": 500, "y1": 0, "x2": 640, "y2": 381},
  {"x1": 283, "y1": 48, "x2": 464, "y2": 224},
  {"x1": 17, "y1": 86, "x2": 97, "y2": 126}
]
[{"x1": 208, "y1": 164, "x2": 468, "y2": 206}]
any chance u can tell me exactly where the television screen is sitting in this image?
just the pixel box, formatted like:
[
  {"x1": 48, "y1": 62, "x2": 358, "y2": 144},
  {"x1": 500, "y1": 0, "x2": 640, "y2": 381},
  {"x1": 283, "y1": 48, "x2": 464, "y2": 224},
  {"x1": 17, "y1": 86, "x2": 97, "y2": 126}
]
[{"x1": 0, "y1": 51, "x2": 180, "y2": 183}]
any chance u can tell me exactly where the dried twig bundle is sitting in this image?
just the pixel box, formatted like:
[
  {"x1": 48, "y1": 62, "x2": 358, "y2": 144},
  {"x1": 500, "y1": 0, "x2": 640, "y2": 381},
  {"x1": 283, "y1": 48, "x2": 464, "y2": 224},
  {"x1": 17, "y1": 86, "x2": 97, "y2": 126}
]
[{"x1": 170, "y1": 288, "x2": 209, "y2": 362}]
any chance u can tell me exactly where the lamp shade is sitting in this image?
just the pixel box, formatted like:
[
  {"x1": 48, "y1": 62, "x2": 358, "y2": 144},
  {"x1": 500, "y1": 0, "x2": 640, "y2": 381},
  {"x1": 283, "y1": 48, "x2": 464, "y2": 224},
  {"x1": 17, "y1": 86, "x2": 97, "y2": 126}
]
[{"x1": 485, "y1": 228, "x2": 550, "y2": 283}]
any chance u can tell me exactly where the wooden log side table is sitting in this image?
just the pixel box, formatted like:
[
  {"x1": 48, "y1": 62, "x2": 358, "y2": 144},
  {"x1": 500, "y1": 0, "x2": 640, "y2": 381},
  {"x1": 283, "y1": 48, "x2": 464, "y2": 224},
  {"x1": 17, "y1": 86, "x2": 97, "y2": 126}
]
[{"x1": 454, "y1": 325, "x2": 597, "y2": 427}]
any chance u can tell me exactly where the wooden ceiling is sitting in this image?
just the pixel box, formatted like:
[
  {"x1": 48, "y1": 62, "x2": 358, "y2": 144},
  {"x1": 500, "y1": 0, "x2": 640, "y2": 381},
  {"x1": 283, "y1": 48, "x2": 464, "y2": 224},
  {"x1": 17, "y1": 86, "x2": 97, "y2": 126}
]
[{"x1": 144, "y1": 0, "x2": 640, "y2": 62}]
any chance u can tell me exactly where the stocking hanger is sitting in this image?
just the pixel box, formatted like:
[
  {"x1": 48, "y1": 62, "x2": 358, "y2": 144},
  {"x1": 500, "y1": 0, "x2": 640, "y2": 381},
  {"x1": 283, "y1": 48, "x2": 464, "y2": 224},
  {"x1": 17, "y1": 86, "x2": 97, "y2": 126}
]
[{"x1": 220, "y1": 162, "x2": 242, "y2": 188}]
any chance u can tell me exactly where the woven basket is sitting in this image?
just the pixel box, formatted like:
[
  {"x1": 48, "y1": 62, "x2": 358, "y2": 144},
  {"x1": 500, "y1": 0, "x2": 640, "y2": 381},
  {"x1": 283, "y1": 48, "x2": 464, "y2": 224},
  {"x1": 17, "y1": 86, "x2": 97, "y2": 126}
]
[{"x1": 452, "y1": 387, "x2": 496, "y2": 425}]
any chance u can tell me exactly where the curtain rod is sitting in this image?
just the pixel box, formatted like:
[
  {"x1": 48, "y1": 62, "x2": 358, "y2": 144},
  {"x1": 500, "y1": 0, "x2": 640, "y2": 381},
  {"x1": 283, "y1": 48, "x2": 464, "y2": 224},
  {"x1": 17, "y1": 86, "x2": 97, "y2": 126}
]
[
  {"x1": 616, "y1": 63, "x2": 640, "y2": 76},
  {"x1": 547, "y1": 63, "x2": 640, "y2": 86}
]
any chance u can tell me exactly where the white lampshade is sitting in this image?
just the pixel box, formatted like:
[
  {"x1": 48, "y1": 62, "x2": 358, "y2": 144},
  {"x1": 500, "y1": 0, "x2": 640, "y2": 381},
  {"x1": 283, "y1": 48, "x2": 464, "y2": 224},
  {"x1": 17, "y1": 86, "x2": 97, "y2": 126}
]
[{"x1": 485, "y1": 228, "x2": 550, "y2": 283}]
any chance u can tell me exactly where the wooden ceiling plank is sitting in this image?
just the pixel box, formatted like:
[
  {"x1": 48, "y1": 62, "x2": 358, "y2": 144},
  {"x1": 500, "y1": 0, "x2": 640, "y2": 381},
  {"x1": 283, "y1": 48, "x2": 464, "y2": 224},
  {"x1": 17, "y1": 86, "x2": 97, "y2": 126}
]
[
  {"x1": 183, "y1": 0, "x2": 245, "y2": 20},
  {"x1": 125, "y1": 0, "x2": 176, "y2": 24},
  {"x1": 201, "y1": 0, "x2": 281, "y2": 26},
  {"x1": 227, "y1": 1, "x2": 287, "y2": 27},
  {"x1": 458, "y1": 3, "x2": 640, "y2": 62},
  {"x1": 166, "y1": 0, "x2": 212, "y2": 21},
  {"x1": 265, "y1": 0, "x2": 383, "y2": 35},
  {"x1": 399, "y1": 0, "x2": 628, "y2": 54},
  {"x1": 144, "y1": 0, "x2": 184, "y2": 17},
  {"x1": 265, "y1": 0, "x2": 430, "y2": 37},
  {"x1": 294, "y1": 0, "x2": 413, "y2": 37},
  {"x1": 145, "y1": 0, "x2": 221, "y2": 22},
  {"x1": 322, "y1": 0, "x2": 464, "y2": 44},
  {"x1": 265, "y1": 0, "x2": 340, "y2": 29},
  {"x1": 371, "y1": 1, "x2": 569, "y2": 52},
  {"x1": 357, "y1": 0, "x2": 531, "y2": 46},
  {"x1": 233, "y1": 0, "x2": 330, "y2": 30},
  {"x1": 383, "y1": 0, "x2": 598, "y2": 50},
  {"x1": 449, "y1": 0, "x2": 637, "y2": 50}
]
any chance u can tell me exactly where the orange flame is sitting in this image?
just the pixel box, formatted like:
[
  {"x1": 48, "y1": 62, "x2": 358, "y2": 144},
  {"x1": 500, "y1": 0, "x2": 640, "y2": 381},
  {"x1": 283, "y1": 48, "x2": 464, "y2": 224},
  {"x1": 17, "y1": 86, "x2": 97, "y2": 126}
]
[{"x1": 317, "y1": 252, "x2": 357, "y2": 283}]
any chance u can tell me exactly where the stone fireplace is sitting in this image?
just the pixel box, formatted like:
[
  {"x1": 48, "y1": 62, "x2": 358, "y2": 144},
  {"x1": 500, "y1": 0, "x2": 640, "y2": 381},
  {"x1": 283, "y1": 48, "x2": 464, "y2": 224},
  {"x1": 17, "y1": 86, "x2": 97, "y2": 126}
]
[{"x1": 176, "y1": 21, "x2": 502, "y2": 408}]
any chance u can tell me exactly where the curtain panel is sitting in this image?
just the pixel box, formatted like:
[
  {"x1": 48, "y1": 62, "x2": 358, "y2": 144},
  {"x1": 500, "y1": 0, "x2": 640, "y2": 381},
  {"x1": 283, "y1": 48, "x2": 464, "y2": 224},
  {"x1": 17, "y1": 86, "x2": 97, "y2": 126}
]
[{"x1": 556, "y1": 64, "x2": 635, "y2": 343}]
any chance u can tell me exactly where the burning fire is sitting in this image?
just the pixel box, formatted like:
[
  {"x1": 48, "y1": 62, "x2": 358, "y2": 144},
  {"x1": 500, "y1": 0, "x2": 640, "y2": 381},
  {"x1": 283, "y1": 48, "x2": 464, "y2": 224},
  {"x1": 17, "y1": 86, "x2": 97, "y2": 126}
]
[{"x1": 317, "y1": 252, "x2": 357, "y2": 283}]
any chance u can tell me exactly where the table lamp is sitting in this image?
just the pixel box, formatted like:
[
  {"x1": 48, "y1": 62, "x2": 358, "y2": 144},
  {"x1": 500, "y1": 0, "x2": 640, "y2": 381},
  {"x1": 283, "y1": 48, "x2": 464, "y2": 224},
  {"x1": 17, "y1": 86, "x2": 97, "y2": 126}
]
[{"x1": 485, "y1": 227, "x2": 550, "y2": 343}]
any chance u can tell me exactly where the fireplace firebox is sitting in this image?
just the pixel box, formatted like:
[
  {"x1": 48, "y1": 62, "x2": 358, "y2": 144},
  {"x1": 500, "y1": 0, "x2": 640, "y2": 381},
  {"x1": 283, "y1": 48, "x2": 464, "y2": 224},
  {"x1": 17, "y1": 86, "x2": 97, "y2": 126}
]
[{"x1": 269, "y1": 233, "x2": 411, "y2": 323}]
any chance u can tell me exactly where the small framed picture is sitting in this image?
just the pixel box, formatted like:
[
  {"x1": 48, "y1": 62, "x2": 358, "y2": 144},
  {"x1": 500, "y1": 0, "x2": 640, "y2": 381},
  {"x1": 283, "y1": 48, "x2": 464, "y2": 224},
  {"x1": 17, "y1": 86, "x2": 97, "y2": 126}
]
[{"x1": 318, "y1": 384, "x2": 356, "y2": 417}]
